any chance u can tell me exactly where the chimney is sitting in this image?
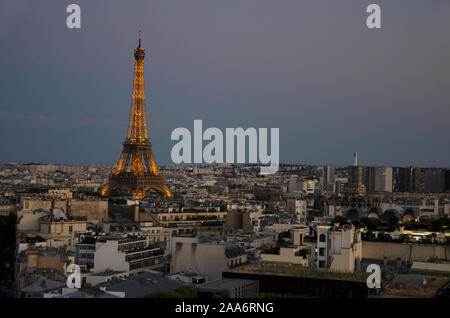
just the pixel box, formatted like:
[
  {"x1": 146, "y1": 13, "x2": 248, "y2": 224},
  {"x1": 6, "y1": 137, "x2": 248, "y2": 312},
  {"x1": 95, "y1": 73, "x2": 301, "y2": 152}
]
[
  {"x1": 66, "y1": 198, "x2": 71, "y2": 218},
  {"x1": 353, "y1": 152, "x2": 358, "y2": 166},
  {"x1": 134, "y1": 205, "x2": 139, "y2": 223},
  {"x1": 50, "y1": 198, "x2": 55, "y2": 219}
]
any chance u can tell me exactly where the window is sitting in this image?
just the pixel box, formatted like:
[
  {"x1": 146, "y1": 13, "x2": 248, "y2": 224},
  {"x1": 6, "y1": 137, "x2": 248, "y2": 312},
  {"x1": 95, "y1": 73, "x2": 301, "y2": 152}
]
[
  {"x1": 319, "y1": 260, "x2": 326, "y2": 268},
  {"x1": 319, "y1": 248, "x2": 326, "y2": 256},
  {"x1": 69, "y1": 226, "x2": 73, "y2": 233},
  {"x1": 319, "y1": 234, "x2": 326, "y2": 242}
]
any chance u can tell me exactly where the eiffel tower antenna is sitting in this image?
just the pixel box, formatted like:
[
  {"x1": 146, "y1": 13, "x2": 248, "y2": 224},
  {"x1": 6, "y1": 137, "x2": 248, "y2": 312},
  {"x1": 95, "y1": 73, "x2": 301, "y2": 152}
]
[{"x1": 102, "y1": 34, "x2": 172, "y2": 199}]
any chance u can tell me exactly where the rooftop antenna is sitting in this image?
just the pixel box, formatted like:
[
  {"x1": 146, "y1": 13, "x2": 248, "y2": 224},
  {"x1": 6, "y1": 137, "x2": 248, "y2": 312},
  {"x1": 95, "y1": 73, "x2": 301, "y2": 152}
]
[{"x1": 138, "y1": 30, "x2": 142, "y2": 47}]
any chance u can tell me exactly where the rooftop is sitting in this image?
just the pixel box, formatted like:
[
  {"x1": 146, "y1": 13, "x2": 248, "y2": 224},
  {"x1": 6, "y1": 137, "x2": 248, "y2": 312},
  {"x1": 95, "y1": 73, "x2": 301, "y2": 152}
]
[
  {"x1": 91, "y1": 270, "x2": 126, "y2": 277},
  {"x1": 198, "y1": 278, "x2": 256, "y2": 291},
  {"x1": 231, "y1": 262, "x2": 368, "y2": 282},
  {"x1": 96, "y1": 272, "x2": 183, "y2": 298}
]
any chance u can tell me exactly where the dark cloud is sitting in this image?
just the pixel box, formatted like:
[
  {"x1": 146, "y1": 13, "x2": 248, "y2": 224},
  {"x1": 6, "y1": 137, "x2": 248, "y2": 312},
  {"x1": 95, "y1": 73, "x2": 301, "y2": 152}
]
[{"x1": 0, "y1": 0, "x2": 449, "y2": 167}]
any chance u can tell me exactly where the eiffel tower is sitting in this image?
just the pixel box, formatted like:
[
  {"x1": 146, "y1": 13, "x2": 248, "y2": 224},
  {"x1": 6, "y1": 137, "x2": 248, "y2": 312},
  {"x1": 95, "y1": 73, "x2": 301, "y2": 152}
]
[{"x1": 102, "y1": 33, "x2": 172, "y2": 199}]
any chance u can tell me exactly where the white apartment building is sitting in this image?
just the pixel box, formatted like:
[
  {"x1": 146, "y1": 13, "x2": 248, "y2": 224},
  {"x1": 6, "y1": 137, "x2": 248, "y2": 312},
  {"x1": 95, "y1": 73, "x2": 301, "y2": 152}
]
[
  {"x1": 75, "y1": 235, "x2": 165, "y2": 274},
  {"x1": 374, "y1": 167, "x2": 393, "y2": 193},
  {"x1": 316, "y1": 225, "x2": 362, "y2": 273},
  {"x1": 289, "y1": 179, "x2": 315, "y2": 194},
  {"x1": 287, "y1": 199, "x2": 307, "y2": 222},
  {"x1": 170, "y1": 237, "x2": 247, "y2": 281}
]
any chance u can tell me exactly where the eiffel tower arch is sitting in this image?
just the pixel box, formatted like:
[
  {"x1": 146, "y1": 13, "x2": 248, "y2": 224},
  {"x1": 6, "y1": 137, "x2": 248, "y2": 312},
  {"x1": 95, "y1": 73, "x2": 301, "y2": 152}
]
[{"x1": 102, "y1": 33, "x2": 172, "y2": 199}]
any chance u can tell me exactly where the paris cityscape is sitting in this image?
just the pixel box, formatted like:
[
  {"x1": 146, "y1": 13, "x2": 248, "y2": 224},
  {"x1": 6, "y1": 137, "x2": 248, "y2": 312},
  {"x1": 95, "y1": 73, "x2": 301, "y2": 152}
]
[
  {"x1": 1, "y1": 36, "x2": 450, "y2": 297},
  {"x1": 0, "y1": 0, "x2": 449, "y2": 308}
]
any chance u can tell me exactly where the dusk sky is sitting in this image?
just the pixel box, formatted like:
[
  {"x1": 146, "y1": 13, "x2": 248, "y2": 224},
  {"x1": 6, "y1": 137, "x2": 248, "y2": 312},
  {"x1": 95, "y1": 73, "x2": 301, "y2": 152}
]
[{"x1": 0, "y1": 0, "x2": 449, "y2": 167}]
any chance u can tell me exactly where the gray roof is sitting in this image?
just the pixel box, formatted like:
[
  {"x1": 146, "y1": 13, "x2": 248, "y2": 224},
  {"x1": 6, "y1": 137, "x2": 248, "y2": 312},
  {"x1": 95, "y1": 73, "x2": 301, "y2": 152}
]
[
  {"x1": 61, "y1": 288, "x2": 123, "y2": 298},
  {"x1": 224, "y1": 244, "x2": 246, "y2": 258},
  {"x1": 46, "y1": 287, "x2": 124, "y2": 298},
  {"x1": 391, "y1": 274, "x2": 428, "y2": 288},
  {"x1": 197, "y1": 278, "x2": 257, "y2": 292},
  {"x1": 19, "y1": 275, "x2": 66, "y2": 293},
  {"x1": 96, "y1": 272, "x2": 184, "y2": 298},
  {"x1": 0, "y1": 197, "x2": 11, "y2": 205}
]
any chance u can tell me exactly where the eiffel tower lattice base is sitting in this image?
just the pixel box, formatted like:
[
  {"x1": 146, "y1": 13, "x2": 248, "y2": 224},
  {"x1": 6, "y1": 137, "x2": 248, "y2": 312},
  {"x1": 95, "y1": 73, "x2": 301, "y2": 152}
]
[
  {"x1": 102, "y1": 142, "x2": 172, "y2": 199},
  {"x1": 102, "y1": 172, "x2": 171, "y2": 199}
]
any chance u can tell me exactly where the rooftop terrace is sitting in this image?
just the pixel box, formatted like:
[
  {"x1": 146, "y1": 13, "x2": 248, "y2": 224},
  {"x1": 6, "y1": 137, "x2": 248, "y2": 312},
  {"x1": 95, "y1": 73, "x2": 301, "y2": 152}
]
[{"x1": 230, "y1": 262, "x2": 368, "y2": 282}]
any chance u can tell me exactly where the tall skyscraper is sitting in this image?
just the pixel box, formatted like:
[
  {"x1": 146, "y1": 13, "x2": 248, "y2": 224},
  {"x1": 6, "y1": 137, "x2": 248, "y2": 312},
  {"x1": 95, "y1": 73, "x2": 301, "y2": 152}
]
[
  {"x1": 398, "y1": 166, "x2": 421, "y2": 193},
  {"x1": 348, "y1": 166, "x2": 392, "y2": 193},
  {"x1": 349, "y1": 166, "x2": 364, "y2": 186},
  {"x1": 363, "y1": 167, "x2": 393, "y2": 193},
  {"x1": 322, "y1": 165, "x2": 336, "y2": 192},
  {"x1": 445, "y1": 169, "x2": 450, "y2": 193},
  {"x1": 345, "y1": 165, "x2": 366, "y2": 194},
  {"x1": 364, "y1": 166, "x2": 376, "y2": 192},
  {"x1": 374, "y1": 167, "x2": 393, "y2": 193},
  {"x1": 423, "y1": 168, "x2": 445, "y2": 193}
]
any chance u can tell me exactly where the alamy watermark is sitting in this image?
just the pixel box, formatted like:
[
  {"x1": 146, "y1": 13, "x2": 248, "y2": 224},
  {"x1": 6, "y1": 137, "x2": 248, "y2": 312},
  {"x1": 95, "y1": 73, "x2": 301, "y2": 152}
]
[
  {"x1": 65, "y1": 4, "x2": 381, "y2": 30},
  {"x1": 170, "y1": 120, "x2": 279, "y2": 175},
  {"x1": 66, "y1": 264, "x2": 82, "y2": 288},
  {"x1": 366, "y1": 264, "x2": 381, "y2": 289}
]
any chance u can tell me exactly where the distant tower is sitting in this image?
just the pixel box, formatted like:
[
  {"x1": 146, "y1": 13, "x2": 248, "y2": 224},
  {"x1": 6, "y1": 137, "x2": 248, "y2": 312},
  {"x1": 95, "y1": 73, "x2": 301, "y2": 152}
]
[
  {"x1": 353, "y1": 152, "x2": 358, "y2": 166},
  {"x1": 102, "y1": 33, "x2": 172, "y2": 199}
]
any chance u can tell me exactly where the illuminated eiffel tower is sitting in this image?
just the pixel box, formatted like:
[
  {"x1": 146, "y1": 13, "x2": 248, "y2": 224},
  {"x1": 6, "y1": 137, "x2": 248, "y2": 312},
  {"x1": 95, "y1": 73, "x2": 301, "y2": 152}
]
[{"x1": 102, "y1": 33, "x2": 172, "y2": 199}]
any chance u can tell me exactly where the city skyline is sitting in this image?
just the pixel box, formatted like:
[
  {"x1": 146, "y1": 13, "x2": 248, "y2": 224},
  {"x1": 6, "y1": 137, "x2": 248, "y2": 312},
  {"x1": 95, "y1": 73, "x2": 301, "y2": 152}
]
[
  {"x1": 1, "y1": 1, "x2": 449, "y2": 167},
  {"x1": 2, "y1": 0, "x2": 450, "y2": 303}
]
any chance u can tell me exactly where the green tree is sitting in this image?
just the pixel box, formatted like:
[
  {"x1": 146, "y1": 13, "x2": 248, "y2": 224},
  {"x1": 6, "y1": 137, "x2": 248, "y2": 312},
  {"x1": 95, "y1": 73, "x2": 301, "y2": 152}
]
[
  {"x1": 351, "y1": 220, "x2": 362, "y2": 229},
  {"x1": 362, "y1": 230, "x2": 375, "y2": 241},
  {"x1": 173, "y1": 286, "x2": 197, "y2": 298},
  {"x1": 333, "y1": 216, "x2": 348, "y2": 226},
  {"x1": 0, "y1": 212, "x2": 16, "y2": 286},
  {"x1": 388, "y1": 215, "x2": 399, "y2": 229},
  {"x1": 360, "y1": 217, "x2": 378, "y2": 231},
  {"x1": 0, "y1": 212, "x2": 16, "y2": 251},
  {"x1": 212, "y1": 290, "x2": 230, "y2": 298}
]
